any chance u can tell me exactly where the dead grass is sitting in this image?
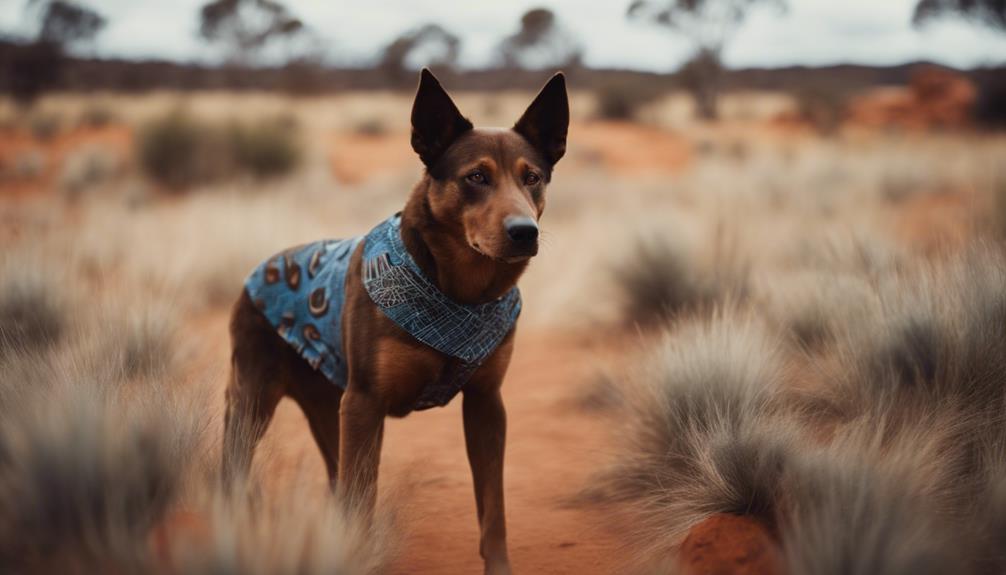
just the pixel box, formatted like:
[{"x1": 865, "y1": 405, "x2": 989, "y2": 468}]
[
  {"x1": 0, "y1": 354, "x2": 207, "y2": 573},
  {"x1": 0, "y1": 250, "x2": 69, "y2": 356},
  {"x1": 613, "y1": 232, "x2": 749, "y2": 327},
  {"x1": 170, "y1": 480, "x2": 395, "y2": 575},
  {"x1": 586, "y1": 312, "x2": 794, "y2": 556},
  {"x1": 0, "y1": 226, "x2": 394, "y2": 573},
  {"x1": 780, "y1": 450, "x2": 962, "y2": 575}
]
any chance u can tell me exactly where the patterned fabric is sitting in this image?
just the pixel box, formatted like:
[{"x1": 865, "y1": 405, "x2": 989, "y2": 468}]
[
  {"x1": 245, "y1": 236, "x2": 362, "y2": 388},
  {"x1": 362, "y1": 215, "x2": 521, "y2": 409},
  {"x1": 244, "y1": 214, "x2": 521, "y2": 411}
]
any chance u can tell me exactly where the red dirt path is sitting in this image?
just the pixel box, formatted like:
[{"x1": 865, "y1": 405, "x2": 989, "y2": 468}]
[{"x1": 201, "y1": 317, "x2": 629, "y2": 574}]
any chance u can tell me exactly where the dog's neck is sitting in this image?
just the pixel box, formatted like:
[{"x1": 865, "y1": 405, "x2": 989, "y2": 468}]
[{"x1": 400, "y1": 179, "x2": 529, "y2": 305}]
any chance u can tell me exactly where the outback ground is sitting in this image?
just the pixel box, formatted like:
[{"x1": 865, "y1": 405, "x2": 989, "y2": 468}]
[{"x1": 2, "y1": 73, "x2": 1005, "y2": 573}]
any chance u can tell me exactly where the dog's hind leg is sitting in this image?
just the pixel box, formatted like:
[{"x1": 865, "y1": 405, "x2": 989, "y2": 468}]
[{"x1": 222, "y1": 291, "x2": 287, "y2": 486}]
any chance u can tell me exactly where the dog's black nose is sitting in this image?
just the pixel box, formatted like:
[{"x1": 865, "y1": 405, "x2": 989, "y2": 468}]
[{"x1": 505, "y1": 216, "x2": 539, "y2": 243}]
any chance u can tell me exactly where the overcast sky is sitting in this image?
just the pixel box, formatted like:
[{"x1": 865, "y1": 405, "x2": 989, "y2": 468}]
[{"x1": 2, "y1": 0, "x2": 1004, "y2": 70}]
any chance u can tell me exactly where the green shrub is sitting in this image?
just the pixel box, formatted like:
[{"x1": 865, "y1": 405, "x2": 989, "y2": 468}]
[
  {"x1": 228, "y1": 117, "x2": 301, "y2": 178},
  {"x1": 138, "y1": 111, "x2": 229, "y2": 190},
  {"x1": 139, "y1": 112, "x2": 300, "y2": 189},
  {"x1": 594, "y1": 81, "x2": 660, "y2": 121}
]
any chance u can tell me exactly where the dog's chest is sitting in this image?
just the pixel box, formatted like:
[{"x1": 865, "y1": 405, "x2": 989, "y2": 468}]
[{"x1": 243, "y1": 214, "x2": 521, "y2": 412}]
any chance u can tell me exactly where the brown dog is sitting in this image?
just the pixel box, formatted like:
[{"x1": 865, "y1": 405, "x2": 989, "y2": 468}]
[{"x1": 222, "y1": 69, "x2": 568, "y2": 574}]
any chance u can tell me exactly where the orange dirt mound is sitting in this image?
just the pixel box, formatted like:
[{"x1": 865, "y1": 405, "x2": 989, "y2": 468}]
[
  {"x1": 847, "y1": 67, "x2": 976, "y2": 131},
  {"x1": 677, "y1": 514, "x2": 783, "y2": 575}
]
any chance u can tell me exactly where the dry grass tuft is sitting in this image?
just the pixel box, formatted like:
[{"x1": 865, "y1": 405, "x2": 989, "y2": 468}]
[
  {"x1": 781, "y1": 451, "x2": 962, "y2": 575},
  {"x1": 0, "y1": 298, "x2": 393, "y2": 574},
  {"x1": 169, "y1": 481, "x2": 395, "y2": 575},
  {"x1": 822, "y1": 245, "x2": 1006, "y2": 420},
  {"x1": 614, "y1": 234, "x2": 748, "y2": 326},
  {"x1": 0, "y1": 252, "x2": 69, "y2": 356},
  {"x1": 0, "y1": 360, "x2": 207, "y2": 573},
  {"x1": 587, "y1": 312, "x2": 794, "y2": 555},
  {"x1": 760, "y1": 271, "x2": 878, "y2": 350}
]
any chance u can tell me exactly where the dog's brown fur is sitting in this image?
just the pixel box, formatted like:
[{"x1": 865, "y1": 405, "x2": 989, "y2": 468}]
[{"x1": 222, "y1": 69, "x2": 568, "y2": 574}]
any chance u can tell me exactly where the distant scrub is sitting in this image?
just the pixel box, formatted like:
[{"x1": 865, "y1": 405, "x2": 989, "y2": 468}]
[
  {"x1": 793, "y1": 87, "x2": 848, "y2": 136},
  {"x1": 138, "y1": 111, "x2": 301, "y2": 190},
  {"x1": 228, "y1": 116, "x2": 301, "y2": 178},
  {"x1": 613, "y1": 233, "x2": 748, "y2": 326},
  {"x1": 593, "y1": 81, "x2": 662, "y2": 121}
]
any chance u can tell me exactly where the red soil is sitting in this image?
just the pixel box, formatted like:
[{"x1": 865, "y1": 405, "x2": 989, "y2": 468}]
[
  {"x1": 197, "y1": 319, "x2": 628, "y2": 573},
  {"x1": 0, "y1": 125, "x2": 132, "y2": 196},
  {"x1": 572, "y1": 121, "x2": 691, "y2": 175},
  {"x1": 329, "y1": 131, "x2": 416, "y2": 185},
  {"x1": 677, "y1": 514, "x2": 783, "y2": 575}
]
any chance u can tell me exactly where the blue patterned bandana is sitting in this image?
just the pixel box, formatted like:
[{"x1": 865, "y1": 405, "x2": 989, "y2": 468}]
[{"x1": 244, "y1": 214, "x2": 521, "y2": 411}]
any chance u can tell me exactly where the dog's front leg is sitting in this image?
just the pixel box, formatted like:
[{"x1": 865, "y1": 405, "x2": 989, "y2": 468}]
[
  {"x1": 336, "y1": 388, "x2": 386, "y2": 515},
  {"x1": 463, "y1": 386, "x2": 511, "y2": 575}
]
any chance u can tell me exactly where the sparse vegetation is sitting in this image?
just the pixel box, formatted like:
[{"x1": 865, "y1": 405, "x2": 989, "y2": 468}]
[
  {"x1": 139, "y1": 110, "x2": 228, "y2": 189},
  {"x1": 593, "y1": 242, "x2": 1006, "y2": 571},
  {"x1": 0, "y1": 255, "x2": 67, "y2": 355},
  {"x1": 794, "y1": 87, "x2": 848, "y2": 135},
  {"x1": 613, "y1": 233, "x2": 748, "y2": 326},
  {"x1": 139, "y1": 111, "x2": 300, "y2": 189},
  {"x1": 0, "y1": 281, "x2": 392, "y2": 574},
  {"x1": 228, "y1": 116, "x2": 301, "y2": 178},
  {"x1": 594, "y1": 82, "x2": 656, "y2": 121},
  {"x1": 587, "y1": 313, "x2": 793, "y2": 556}
]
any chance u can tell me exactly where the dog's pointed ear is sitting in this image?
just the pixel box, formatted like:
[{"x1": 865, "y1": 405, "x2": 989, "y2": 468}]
[
  {"x1": 514, "y1": 72, "x2": 569, "y2": 167},
  {"x1": 411, "y1": 68, "x2": 473, "y2": 170}
]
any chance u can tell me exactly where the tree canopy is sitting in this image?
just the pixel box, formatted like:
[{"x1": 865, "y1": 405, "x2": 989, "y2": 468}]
[
  {"x1": 913, "y1": 0, "x2": 1006, "y2": 31},
  {"x1": 198, "y1": 0, "x2": 304, "y2": 64},
  {"x1": 29, "y1": 0, "x2": 106, "y2": 47},
  {"x1": 499, "y1": 8, "x2": 582, "y2": 69}
]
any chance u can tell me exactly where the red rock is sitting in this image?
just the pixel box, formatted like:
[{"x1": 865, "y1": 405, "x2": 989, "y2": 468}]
[{"x1": 677, "y1": 514, "x2": 783, "y2": 575}]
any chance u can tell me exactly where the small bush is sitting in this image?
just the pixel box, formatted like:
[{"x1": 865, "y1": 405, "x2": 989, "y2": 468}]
[
  {"x1": 28, "y1": 112, "x2": 63, "y2": 141},
  {"x1": 228, "y1": 117, "x2": 301, "y2": 179},
  {"x1": 170, "y1": 481, "x2": 395, "y2": 575},
  {"x1": 139, "y1": 112, "x2": 300, "y2": 189},
  {"x1": 824, "y1": 246, "x2": 1006, "y2": 420},
  {"x1": 587, "y1": 314, "x2": 793, "y2": 555},
  {"x1": 594, "y1": 82, "x2": 659, "y2": 121},
  {"x1": 614, "y1": 234, "x2": 747, "y2": 326},
  {"x1": 0, "y1": 377, "x2": 205, "y2": 572},
  {"x1": 0, "y1": 256, "x2": 66, "y2": 355},
  {"x1": 78, "y1": 105, "x2": 116, "y2": 129},
  {"x1": 794, "y1": 87, "x2": 848, "y2": 136},
  {"x1": 353, "y1": 118, "x2": 388, "y2": 137},
  {"x1": 760, "y1": 271, "x2": 877, "y2": 350},
  {"x1": 138, "y1": 111, "x2": 229, "y2": 190},
  {"x1": 781, "y1": 452, "x2": 961, "y2": 575}
]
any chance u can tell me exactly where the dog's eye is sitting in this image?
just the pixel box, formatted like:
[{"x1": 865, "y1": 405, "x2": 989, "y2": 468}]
[
  {"x1": 524, "y1": 172, "x2": 541, "y2": 186},
  {"x1": 466, "y1": 171, "x2": 487, "y2": 185}
]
